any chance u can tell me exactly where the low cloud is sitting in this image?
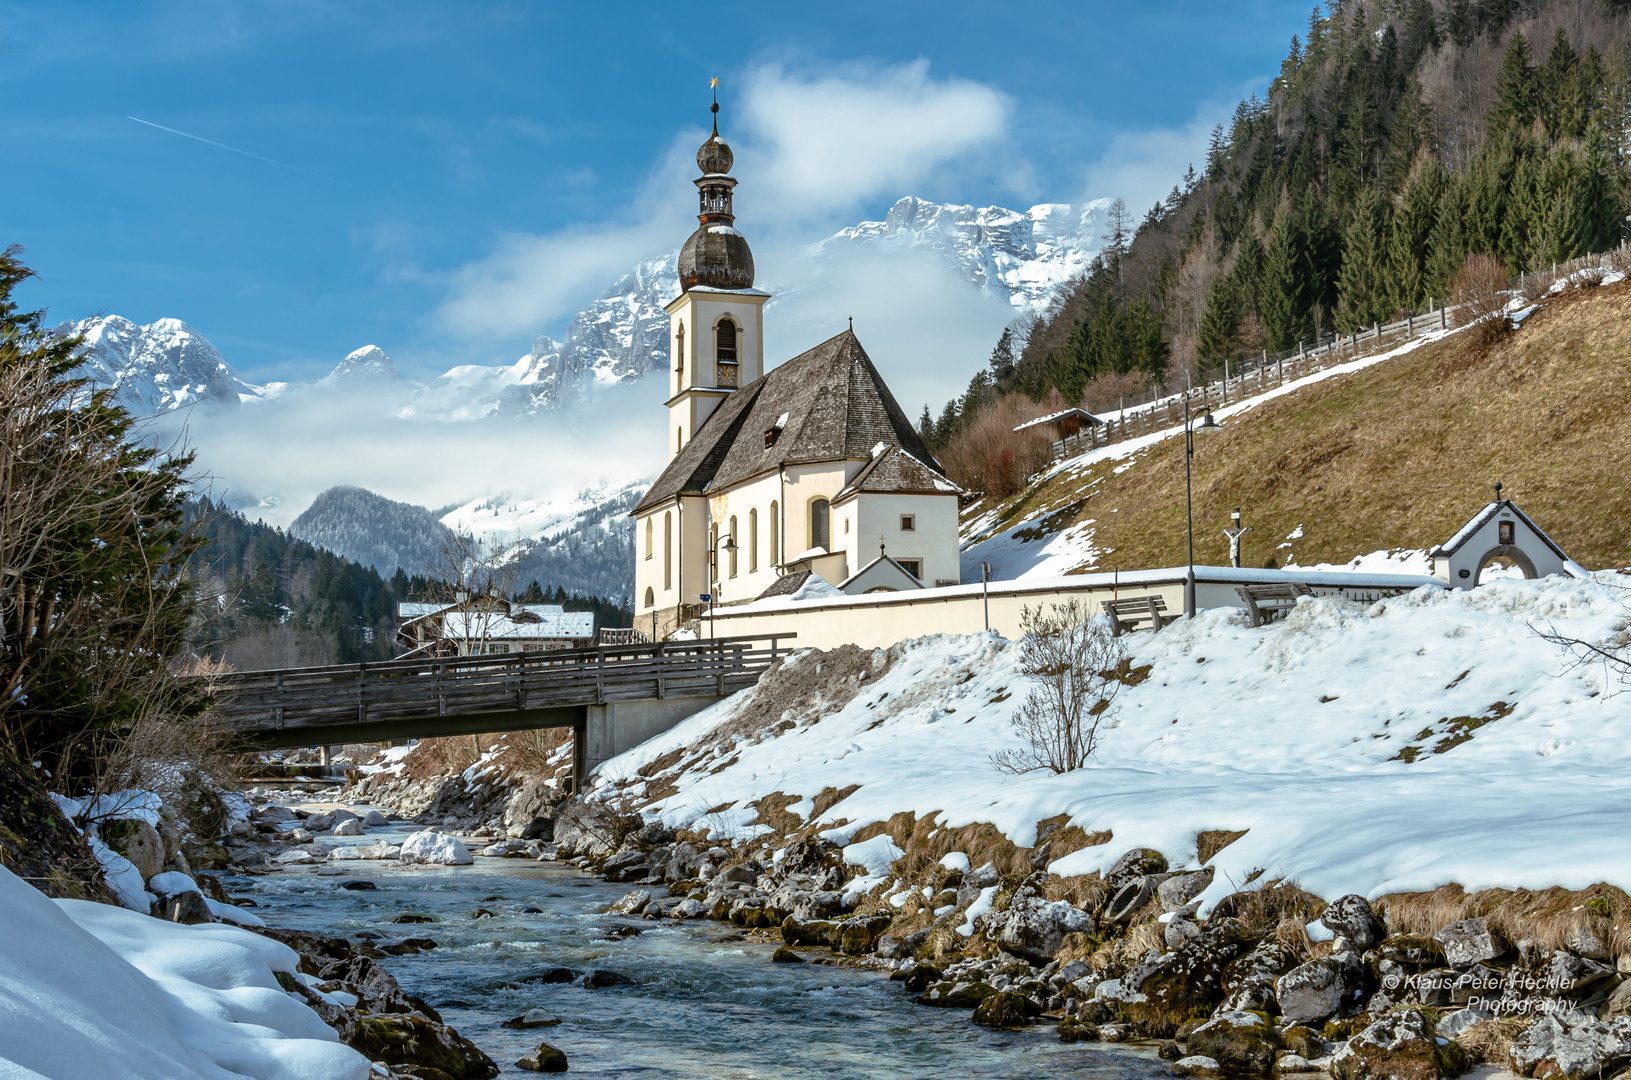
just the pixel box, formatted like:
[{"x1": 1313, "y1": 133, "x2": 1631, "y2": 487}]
[
  {"x1": 1078, "y1": 98, "x2": 1238, "y2": 218},
  {"x1": 157, "y1": 380, "x2": 664, "y2": 528}
]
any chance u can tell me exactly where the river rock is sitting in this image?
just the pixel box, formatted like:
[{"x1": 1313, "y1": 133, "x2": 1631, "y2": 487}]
[
  {"x1": 1187, "y1": 1010, "x2": 1281, "y2": 1074},
  {"x1": 481, "y1": 839, "x2": 529, "y2": 857},
  {"x1": 275, "y1": 849, "x2": 319, "y2": 864},
  {"x1": 611, "y1": 888, "x2": 653, "y2": 915},
  {"x1": 1220, "y1": 940, "x2": 1299, "y2": 1013},
  {"x1": 1276, "y1": 951, "x2": 1368, "y2": 1025},
  {"x1": 1435, "y1": 918, "x2": 1509, "y2": 967},
  {"x1": 363, "y1": 810, "x2": 389, "y2": 826},
  {"x1": 1333, "y1": 1008, "x2": 1469, "y2": 1080},
  {"x1": 255, "y1": 805, "x2": 296, "y2": 823},
  {"x1": 304, "y1": 813, "x2": 336, "y2": 832},
  {"x1": 501, "y1": 1009, "x2": 561, "y2": 1029},
  {"x1": 1320, "y1": 895, "x2": 1386, "y2": 949},
  {"x1": 333, "y1": 841, "x2": 400, "y2": 860},
  {"x1": 333, "y1": 818, "x2": 365, "y2": 836},
  {"x1": 102, "y1": 819, "x2": 166, "y2": 881},
  {"x1": 972, "y1": 989, "x2": 1042, "y2": 1028},
  {"x1": 583, "y1": 969, "x2": 634, "y2": 988},
  {"x1": 782, "y1": 917, "x2": 837, "y2": 947},
  {"x1": 1278, "y1": 1053, "x2": 1319, "y2": 1073},
  {"x1": 669, "y1": 898, "x2": 707, "y2": 919},
  {"x1": 1173, "y1": 1056, "x2": 1223, "y2": 1077},
  {"x1": 917, "y1": 980, "x2": 997, "y2": 1008},
  {"x1": 1116, "y1": 916, "x2": 1259, "y2": 1037},
  {"x1": 1104, "y1": 848, "x2": 1168, "y2": 895},
  {"x1": 320, "y1": 956, "x2": 417, "y2": 1014},
  {"x1": 1158, "y1": 868, "x2": 1215, "y2": 912},
  {"x1": 346, "y1": 1013, "x2": 499, "y2": 1078},
  {"x1": 982, "y1": 874, "x2": 1093, "y2": 963},
  {"x1": 400, "y1": 831, "x2": 473, "y2": 866},
  {"x1": 1058, "y1": 1017, "x2": 1101, "y2": 1042},
  {"x1": 516, "y1": 1041, "x2": 569, "y2": 1072}
]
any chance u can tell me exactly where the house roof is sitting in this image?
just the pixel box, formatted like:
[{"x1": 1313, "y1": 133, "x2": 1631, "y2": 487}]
[
  {"x1": 1013, "y1": 407, "x2": 1102, "y2": 433},
  {"x1": 441, "y1": 610, "x2": 595, "y2": 640},
  {"x1": 838, "y1": 553, "x2": 925, "y2": 592},
  {"x1": 753, "y1": 569, "x2": 813, "y2": 600},
  {"x1": 834, "y1": 445, "x2": 960, "y2": 503},
  {"x1": 633, "y1": 329, "x2": 943, "y2": 514},
  {"x1": 1429, "y1": 500, "x2": 1569, "y2": 560}
]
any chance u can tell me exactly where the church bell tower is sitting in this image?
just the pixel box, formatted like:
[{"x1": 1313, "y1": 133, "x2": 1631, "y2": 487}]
[{"x1": 663, "y1": 89, "x2": 770, "y2": 462}]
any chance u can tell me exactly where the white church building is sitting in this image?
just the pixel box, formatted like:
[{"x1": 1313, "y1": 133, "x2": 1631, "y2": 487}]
[{"x1": 632, "y1": 101, "x2": 962, "y2": 637}]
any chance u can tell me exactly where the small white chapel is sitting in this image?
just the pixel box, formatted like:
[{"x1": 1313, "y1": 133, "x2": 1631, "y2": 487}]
[{"x1": 631, "y1": 99, "x2": 963, "y2": 637}]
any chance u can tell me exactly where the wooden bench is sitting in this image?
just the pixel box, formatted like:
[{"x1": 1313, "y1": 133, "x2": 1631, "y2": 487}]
[
  {"x1": 1101, "y1": 595, "x2": 1176, "y2": 636},
  {"x1": 1235, "y1": 583, "x2": 1312, "y2": 628}
]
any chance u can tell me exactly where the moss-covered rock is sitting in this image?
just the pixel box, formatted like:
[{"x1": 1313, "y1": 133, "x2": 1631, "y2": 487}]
[
  {"x1": 772, "y1": 946, "x2": 804, "y2": 963},
  {"x1": 1117, "y1": 917, "x2": 1261, "y2": 1037},
  {"x1": 916, "y1": 980, "x2": 997, "y2": 1008},
  {"x1": 515, "y1": 1041, "x2": 569, "y2": 1073},
  {"x1": 1058, "y1": 1017, "x2": 1101, "y2": 1042},
  {"x1": 345, "y1": 1013, "x2": 499, "y2": 1079},
  {"x1": 781, "y1": 916, "x2": 837, "y2": 947},
  {"x1": 972, "y1": 990, "x2": 1041, "y2": 1028},
  {"x1": 1331, "y1": 1009, "x2": 1468, "y2": 1080},
  {"x1": 1186, "y1": 1010, "x2": 1282, "y2": 1074}
]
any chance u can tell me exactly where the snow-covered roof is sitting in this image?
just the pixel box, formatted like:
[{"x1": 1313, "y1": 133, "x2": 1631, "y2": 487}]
[
  {"x1": 1013, "y1": 407, "x2": 1102, "y2": 434},
  {"x1": 838, "y1": 554, "x2": 925, "y2": 593},
  {"x1": 398, "y1": 602, "x2": 450, "y2": 619},
  {"x1": 1430, "y1": 500, "x2": 1568, "y2": 560},
  {"x1": 440, "y1": 611, "x2": 594, "y2": 640}
]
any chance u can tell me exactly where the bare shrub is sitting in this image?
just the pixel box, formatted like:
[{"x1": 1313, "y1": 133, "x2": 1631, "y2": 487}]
[
  {"x1": 993, "y1": 599, "x2": 1126, "y2": 774},
  {"x1": 1450, "y1": 253, "x2": 1512, "y2": 347},
  {"x1": 937, "y1": 393, "x2": 1062, "y2": 499}
]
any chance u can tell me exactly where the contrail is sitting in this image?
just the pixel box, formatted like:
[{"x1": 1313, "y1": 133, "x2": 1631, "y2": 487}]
[{"x1": 127, "y1": 116, "x2": 360, "y2": 189}]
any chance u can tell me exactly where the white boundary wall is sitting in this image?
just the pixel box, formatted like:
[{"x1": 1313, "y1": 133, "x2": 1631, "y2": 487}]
[{"x1": 702, "y1": 565, "x2": 1446, "y2": 651}]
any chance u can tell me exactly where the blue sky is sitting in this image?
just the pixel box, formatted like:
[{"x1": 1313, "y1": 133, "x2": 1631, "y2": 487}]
[{"x1": 3, "y1": 0, "x2": 1311, "y2": 386}]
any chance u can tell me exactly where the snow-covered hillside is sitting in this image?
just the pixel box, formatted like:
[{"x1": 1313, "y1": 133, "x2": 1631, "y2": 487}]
[{"x1": 591, "y1": 573, "x2": 1631, "y2": 907}]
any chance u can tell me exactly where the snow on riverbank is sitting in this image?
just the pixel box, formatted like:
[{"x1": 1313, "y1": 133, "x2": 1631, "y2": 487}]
[
  {"x1": 589, "y1": 573, "x2": 1631, "y2": 910},
  {"x1": 0, "y1": 866, "x2": 370, "y2": 1080}
]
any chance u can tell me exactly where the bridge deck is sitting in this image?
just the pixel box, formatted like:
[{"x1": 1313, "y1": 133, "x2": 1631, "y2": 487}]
[{"x1": 206, "y1": 635, "x2": 794, "y2": 749}]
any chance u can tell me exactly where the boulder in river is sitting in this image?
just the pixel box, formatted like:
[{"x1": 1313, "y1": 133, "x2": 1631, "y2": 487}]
[
  {"x1": 332, "y1": 819, "x2": 365, "y2": 836},
  {"x1": 502, "y1": 1009, "x2": 562, "y2": 1029},
  {"x1": 400, "y1": 831, "x2": 473, "y2": 865},
  {"x1": 516, "y1": 1041, "x2": 569, "y2": 1072},
  {"x1": 346, "y1": 1013, "x2": 499, "y2": 1079}
]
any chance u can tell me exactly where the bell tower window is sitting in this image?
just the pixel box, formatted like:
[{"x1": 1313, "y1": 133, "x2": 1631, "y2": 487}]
[{"x1": 716, "y1": 318, "x2": 738, "y2": 386}]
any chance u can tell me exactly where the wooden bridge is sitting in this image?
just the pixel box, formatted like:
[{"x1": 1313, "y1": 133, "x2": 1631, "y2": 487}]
[{"x1": 206, "y1": 635, "x2": 795, "y2": 788}]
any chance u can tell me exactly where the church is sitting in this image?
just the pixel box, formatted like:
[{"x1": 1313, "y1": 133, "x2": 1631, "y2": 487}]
[{"x1": 631, "y1": 100, "x2": 963, "y2": 637}]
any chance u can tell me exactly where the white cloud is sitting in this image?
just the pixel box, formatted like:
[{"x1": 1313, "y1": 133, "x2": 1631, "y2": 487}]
[
  {"x1": 158, "y1": 380, "x2": 663, "y2": 529},
  {"x1": 1079, "y1": 99, "x2": 1236, "y2": 218},
  {"x1": 436, "y1": 58, "x2": 1015, "y2": 345},
  {"x1": 737, "y1": 59, "x2": 1012, "y2": 221}
]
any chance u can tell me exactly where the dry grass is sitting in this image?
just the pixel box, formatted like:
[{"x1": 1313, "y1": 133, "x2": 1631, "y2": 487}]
[
  {"x1": 1375, "y1": 883, "x2": 1631, "y2": 957},
  {"x1": 964, "y1": 275, "x2": 1631, "y2": 572},
  {"x1": 1198, "y1": 829, "x2": 1248, "y2": 865},
  {"x1": 1458, "y1": 1016, "x2": 1527, "y2": 1064}
]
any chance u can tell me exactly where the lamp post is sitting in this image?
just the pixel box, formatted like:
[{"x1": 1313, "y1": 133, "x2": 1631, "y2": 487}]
[
  {"x1": 705, "y1": 534, "x2": 737, "y2": 640},
  {"x1": 1183, "y1": 402, "x2": 1218, "y2": 619}
]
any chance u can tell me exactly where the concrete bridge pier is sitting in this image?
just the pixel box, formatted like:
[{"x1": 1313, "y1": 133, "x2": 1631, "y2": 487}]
[{"x1": 572, "y1": 696, "x2": 725, "y2": 792}]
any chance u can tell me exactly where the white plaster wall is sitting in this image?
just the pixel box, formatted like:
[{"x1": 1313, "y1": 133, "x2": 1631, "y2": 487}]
[
  {"x1": 700, "y1": 471, "x2": 785, "y2": 605},
  {"x1": 848, "y1": 491, "x2": 961, "y2": 586}
]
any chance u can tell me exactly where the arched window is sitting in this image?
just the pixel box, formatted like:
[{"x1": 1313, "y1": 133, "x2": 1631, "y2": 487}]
[
  {"x1": 644, "y1": 517, "x2": 653, "y2": 560},
  {"x1": 810, "y1": 498, "x2": 830, "y2": 551},
  {"x1": 716, "y1": 318, "x2": 738, "y2": 364},
  {"x1": 663, "y1": 512, "x2": 673, "y2": 590},
  {"x1": 728, "y1": 515, "x2": 739, "y2": 578},
  {"x1": 644, "y1": 586, "x2": 655, "y2": 608},
  {"x1": 769, "y1": 501, "x2": 779, "y2": 567},
  {"x1": 748, "y1": 509, "x2": 759, "y2": 572}
]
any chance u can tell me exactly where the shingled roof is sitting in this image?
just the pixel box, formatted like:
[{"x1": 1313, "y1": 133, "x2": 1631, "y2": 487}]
[
  {"x1": 835, "y1": 446, "x2": 959, "y2": 502},
  {"x1": 633, "y1": 329, "x2": 944, "y2": 514}
]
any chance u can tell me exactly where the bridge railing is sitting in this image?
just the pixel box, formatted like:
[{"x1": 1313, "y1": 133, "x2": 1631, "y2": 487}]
[{"x1": 204, "y1": 634, "x2": 798, "y2": 738}]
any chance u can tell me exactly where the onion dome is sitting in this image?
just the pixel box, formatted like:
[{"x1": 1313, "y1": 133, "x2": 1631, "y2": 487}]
[{"x1": 678, "y1": 99, "x2": 755, "y2": 291}]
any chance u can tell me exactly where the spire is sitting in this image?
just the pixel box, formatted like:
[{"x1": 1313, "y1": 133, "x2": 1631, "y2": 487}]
[
  {"x1": 678, "y1": 83, "x2": 755, "y2": 291},
  {"x1": 710, "y1": 76, "x2": 720, "y2": 137}
]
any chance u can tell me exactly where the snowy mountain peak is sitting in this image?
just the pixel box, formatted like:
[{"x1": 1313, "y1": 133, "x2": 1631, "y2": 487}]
[
  {"x1": 320, "y1": 345, "x2": 400, "y2": 386},
  {"x1": 61, "y1": 314, "x2": 262, "y2": 414},
  {"x1": 818, "y1": 196, "x2": 1113, "y2": 315}
]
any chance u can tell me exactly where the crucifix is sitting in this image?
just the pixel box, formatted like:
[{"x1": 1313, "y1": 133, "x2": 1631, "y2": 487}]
[{"x1": 1222, "y1": 507, "x2": 1253, "y2": 569}]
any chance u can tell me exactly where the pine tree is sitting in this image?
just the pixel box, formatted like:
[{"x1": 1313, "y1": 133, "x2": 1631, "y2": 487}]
[
  {"x1": 1487, "y1": 31, "x2": 1536, "y2": 134},
  {"x1": 1386, "y1": 152, "x2": 1446, "y2": 312},
  {"x1": 1197, "y1": 274, "x2": 1244, "y2": 366},
  {"x1": 1206, "y1": 124, "x2": 1229, "y2": 179},
  {"x1": 988, "y1": 328, "x2": 1017, "y2": 389},
  {"x1": 1537, "y1": 28, "x2": 1578, "y2": 137},
  {"x1": 1336, "y1": 187, "x2": 1391, "y2": 330},
  {"x1": 917, "y1": 405, "x2": 936, "y2": 449},
  {"x1": 1260, "y1": 206, "x2": 1307, "y2": 350}
]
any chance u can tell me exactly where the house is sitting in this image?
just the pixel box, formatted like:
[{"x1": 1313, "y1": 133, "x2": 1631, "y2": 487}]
[
  {"x1": 395, "y1": 597, "x2": 595, "y2": 657},
  {"x1": 1013, "y1": 407, "x2": 1102, "y2": 441},
  {"x1": 630, "y1": 101, "x2": 962, "y2": 637}
]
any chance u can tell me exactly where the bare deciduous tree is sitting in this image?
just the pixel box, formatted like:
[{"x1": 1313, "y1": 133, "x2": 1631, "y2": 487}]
[
  {"x1": 1451, "y1": 253, "x2": 1512, "y2": 348},
  {"x1": 993, "y1": 599, "x2": 1127, "y2": 775},
  {"x1": 426, "y1": 530, "x2": 525, "y2": 656}
]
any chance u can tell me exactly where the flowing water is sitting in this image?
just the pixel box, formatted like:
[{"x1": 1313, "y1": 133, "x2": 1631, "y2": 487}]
[{"x1": 228, "y1": 813, "x2": 1167, "y2": 1079}]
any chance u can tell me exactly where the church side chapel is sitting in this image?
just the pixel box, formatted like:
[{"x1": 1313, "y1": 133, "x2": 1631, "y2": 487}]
[{"x1": 631, "y1": 98, "x2": 962, "y2": 636}]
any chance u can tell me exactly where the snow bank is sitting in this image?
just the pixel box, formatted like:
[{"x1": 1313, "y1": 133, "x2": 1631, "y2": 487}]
[
  {"x1": 594, "y1": 574, "x2": 1631, "y2": 911},
  {"x1": 0, "y1": 866, "x2": 369, "y2": 1080}
]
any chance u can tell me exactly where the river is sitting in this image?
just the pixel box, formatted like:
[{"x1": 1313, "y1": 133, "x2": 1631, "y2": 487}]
[{"x1": 228, "y1": 808, "x2": 1169, "y2": 1079}]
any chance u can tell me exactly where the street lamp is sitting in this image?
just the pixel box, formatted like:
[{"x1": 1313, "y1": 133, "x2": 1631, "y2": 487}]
[
  {"x1": 704, "y1": 534, "x2": 737, "y2": 639},
  {"x1": 1183, "y1": 403, "x2": 1217, "y2": 619}
]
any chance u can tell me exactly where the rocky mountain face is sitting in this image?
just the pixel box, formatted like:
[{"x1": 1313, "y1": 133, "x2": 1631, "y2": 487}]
[
  {"x1": 64, "y1": 315, "x2": 262, "y2": 414},
  {"x1": 289, "y1": 486, "x2": 454, "y2": 578}
]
